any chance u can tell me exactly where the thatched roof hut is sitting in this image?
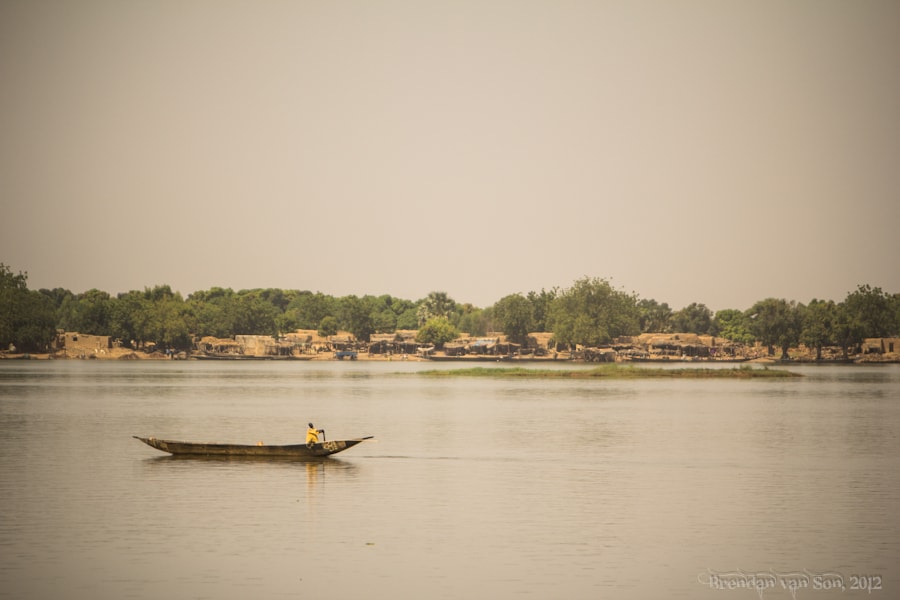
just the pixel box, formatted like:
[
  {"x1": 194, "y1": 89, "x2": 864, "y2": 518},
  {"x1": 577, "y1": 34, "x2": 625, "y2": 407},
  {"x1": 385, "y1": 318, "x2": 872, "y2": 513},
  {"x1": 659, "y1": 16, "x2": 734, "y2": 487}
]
[
  {"x1": 235, "y1": 335, "x2": 280, "y2": 356},
  {"x1": 368, "y1": 333, "x2": 400, "y2": 354},
  {"x1": 467, "y1": 338, "x2": 499, "y2": 354},
  {"x1": 443, "y1": 342, "x2": 468, "y2": 356},
  {"x1": 329, "y1": 332, "x2": 356, "y2": 350},
  {"x1": 633, "y1": 333, "x2": 709, "y2": 357},
  {"x1": 527, "y1": 332, "x2": 554, "y2": 350},
  {"x1": 197, "y1": 336, "x2": 242, "y2": 355}
]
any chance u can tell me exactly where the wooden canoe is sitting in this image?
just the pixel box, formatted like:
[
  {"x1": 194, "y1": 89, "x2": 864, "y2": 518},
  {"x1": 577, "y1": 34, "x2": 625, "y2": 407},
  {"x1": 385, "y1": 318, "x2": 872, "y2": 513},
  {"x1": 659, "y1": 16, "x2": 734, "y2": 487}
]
[{"x1": 133, "y1": 435, "x2": 372, "y2": 458}]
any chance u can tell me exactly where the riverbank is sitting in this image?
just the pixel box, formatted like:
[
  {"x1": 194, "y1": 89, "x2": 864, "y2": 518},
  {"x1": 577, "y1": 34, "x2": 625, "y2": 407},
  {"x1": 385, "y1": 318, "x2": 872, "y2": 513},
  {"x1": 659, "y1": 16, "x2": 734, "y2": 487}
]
[
  {"x1": 3, "y1": 350, "x2": 897, "y2": 363},
  {"x1": 3, "y1": 348, "x2": 897, "y2": 363},
  {"x1": 0, "y1": 349, "x2": 429, "y2": 361}
]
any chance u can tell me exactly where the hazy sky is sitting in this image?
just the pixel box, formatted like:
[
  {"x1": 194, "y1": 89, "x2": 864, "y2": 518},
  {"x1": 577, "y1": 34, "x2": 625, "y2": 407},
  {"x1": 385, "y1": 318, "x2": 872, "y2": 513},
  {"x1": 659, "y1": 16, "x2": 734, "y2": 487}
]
[{"x1": 2, "y1": 1, "x2": 898, "y2": 311}]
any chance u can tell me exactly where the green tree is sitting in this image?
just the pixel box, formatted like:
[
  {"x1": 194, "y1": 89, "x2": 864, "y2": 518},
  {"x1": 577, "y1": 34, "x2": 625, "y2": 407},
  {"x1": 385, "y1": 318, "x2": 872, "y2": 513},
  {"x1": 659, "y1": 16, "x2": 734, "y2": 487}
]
[
  {"x1": 832, "y1": 301, "x2": 862, "y2": 359},
  {"x1": 457, "y1": 307, "x2": 490, "y2": 337},
  {"x1": 38, "y1": 287, "x2": 74, "y2": 314},
  {"x1": 188, "y1": 287, "x2": 238, "y2": 337},
  {"x1": 318, "y1": 316, "x2": 339, "y2": 338},
  {"x1": 0, "y1": 264, "x2": 56, "y2": 352},
  {"x1": 842, "y1": 284, "x2": 897, "y2": 338},
  {"x1": 144, "y1": 284, "x2": 178, "y2": 303},
  {"x1": 548, "y1": 277, "x2": 640, "y2": 347},
  {"x1": 0, "y1": 264, "x2": 29, "y2": 345},
  {"x1": 146, "y1": 293, "x2": 192, "y2": 349},
  {"x1": 417, "y1": 291, "x2": 457, "y2": 326},
  {"x1": 826, "y1": 285, "x2": 899, "y2": 359},
  {"x1": 56, "y1": 293, "x2": 78, "y2": 332},
  {"x1": 70, "y1": 289, "x2": 113, "y2": 335},
  {"x1": 337, "y1": 295, "x2": 374, "y2": 342},
  {"x1": 492, "y1": 294, "x2": 534, "y2": 344},
  {"x1": 258, "y1": 288, "x2": 292, "y2": 312},
  {"x1": 748, "y1": 298, "x2": 803, "y2": 359},
  {"x1": 395, "y1": 307, "x2": 419, "y2": 330},
  {"x1": 372, "y1": 308, "x2": 397, "y2": 333},
  {"x1": 526, "y1": 289, "x2": 556, "y2": 332},
  {"x1": 800, "y1": 299, "x2": 837, "y2": 360},
  {"x1": 284, "y1": 292, "x2": 336, "y2": 331},
  {"x1": 714, "y1": 309, "x2": 753, "y2": 344},
  {"x1": 232, "y1": 292, "x2": 279, "y2": 336},
  {"x1": 637, "y1": 298, "x2": 672, "y2": 333},
  {"x1": 362, "y1": 294, "x2": 398, "y2": 334},
  {"x1": 109, "y1": 291, "x2": 151, "y2": 346},
  {"x1": 416, "y1": 317, "x2": 459, "y2": 348},
  {"x1": 670, "y1": 302, "x2": 713, "y2": 334},
  {"x1": 189, "y1": 295, "x2": 232, "y2": 338},
  {"x1": 14, "y1": 293, "x2": 57, "y2": 352},
  {"x1": 893, "y1": 293, "x2": 900, "y2": 334}
]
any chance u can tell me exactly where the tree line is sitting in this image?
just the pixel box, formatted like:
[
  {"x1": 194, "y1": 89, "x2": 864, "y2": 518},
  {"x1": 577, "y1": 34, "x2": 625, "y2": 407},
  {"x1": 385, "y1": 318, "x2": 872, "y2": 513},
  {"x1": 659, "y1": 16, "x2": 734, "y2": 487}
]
[{"x1": 2, "y1": 263, "x2": 898, "y2": 358}]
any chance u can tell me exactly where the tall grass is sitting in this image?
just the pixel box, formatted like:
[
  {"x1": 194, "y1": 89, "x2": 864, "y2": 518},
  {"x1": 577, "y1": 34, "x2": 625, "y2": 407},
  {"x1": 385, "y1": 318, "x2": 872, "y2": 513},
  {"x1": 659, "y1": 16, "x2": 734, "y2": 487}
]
[{"x1": 416, "y1": 365, "x2": 799, "y2": 379}]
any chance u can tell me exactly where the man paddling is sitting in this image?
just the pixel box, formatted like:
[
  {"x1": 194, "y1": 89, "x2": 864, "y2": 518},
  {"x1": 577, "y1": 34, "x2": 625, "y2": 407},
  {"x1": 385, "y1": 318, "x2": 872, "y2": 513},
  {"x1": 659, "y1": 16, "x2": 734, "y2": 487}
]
[{"x1": 306, "y1": 422, "x2": 325, "y2": 445}]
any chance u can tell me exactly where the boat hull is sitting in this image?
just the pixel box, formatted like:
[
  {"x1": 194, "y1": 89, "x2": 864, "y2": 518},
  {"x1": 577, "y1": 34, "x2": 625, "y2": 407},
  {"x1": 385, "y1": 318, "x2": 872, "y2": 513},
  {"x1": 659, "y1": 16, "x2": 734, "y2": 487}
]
[{"x1": 134, "y1": 435, "x2": 371, "y2": 458}]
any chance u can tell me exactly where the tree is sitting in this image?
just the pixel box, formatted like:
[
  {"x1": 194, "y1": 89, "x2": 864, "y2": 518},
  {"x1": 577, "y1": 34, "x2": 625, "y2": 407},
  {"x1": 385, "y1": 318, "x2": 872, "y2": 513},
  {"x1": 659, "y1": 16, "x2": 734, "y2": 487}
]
[
  {"x1": 284, "y1": 292, "x2": 336, "y2": 331},
  {"x1": 638, "y1": 298, "x2": 672, "y2": 333},
  {"x1": 747, "y1": 298, "x2": 803, "y2": 359},
  {"x1": 800, "y1": 299, "x2": 837, "y2": 360},
  {"x1": 0, "y1": 264, "x2": 57, "y2": 353},
  {"x1": 842, "y1": 284, "x2": 897, "y2": 339},
  {"x1": 232, "y1": 293, "x2": 278, "y2": 336},
  {"x1": 144, "y1": 284, "x2": 178, "y2": 303},
  {"x1": 38, "y1": 287, "x2": 74, "y2": 314},
  {"x1": 492, "y1": 294, "x2": 534, "y2": 344},
  {"x1": 337, "y1": 295, "x2": 374, "y2": 342},
  {"x1": 372, "y1": 309, "x2": 397, "y2": 333},
  {"x1": 12, "y1": 293, "x2": 57, "y2": 352},
  {"x1": 188, "y1": 289, "x2": 235, "y2": 338},
  {"x1": 146, "y1": 293, "x2": 192, "y2": 349},
  {"x1": 395, "y1": 307, "x2": 419, "y2": 330},
  {"x1": 826, "y1": 285, "x2": 899, "y2": 359},
  {"x1": 0, "y1": 263, "x2": 28, "y2": 345},
  {"x1": 416, "y1": 317, "x2": 459, "y2": 348},
  {"x1": 109, "y1": 291, "x2": 151, "y2": 346},
  {"x1": 258, "y1": 288, "x2": 292, "y2": 312},
  {"x1": 417, "y1": 291, "x2": 457, "y2": 326},
  {"x1": 318, "y1": 316, "x2": 339, "y2": 338},
  {"x1": 362, "y1": 295, "x2": 402, "y2": 334},
  {"x1": 457, "y1": 307, "x2": 490, "y2": 337},
  {"x1": 894, "y1": 293, "x2": 900, "y2": 333},
  {"x1": 526, "y1": 289, "x2": 557, "y2": 332},
  {"x1": 548, "y1": 277, "x2": 640, "y2": 347},
  {"x1": 70, "y1": 289, "x2": 113, "y2": 335},
  {"x1": 714, "y1": 309, "x2": 753, "y2": 344},
  {"x1": 670, "y1": 302, "x2": 713, "y2": 334}
]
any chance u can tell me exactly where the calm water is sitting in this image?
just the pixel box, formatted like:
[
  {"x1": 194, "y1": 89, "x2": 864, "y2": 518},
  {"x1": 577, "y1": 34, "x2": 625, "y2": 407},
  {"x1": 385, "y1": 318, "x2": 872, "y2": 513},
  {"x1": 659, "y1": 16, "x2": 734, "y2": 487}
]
[{"x1": 1, "y1": 360, "x2": 898, "y2": 599}]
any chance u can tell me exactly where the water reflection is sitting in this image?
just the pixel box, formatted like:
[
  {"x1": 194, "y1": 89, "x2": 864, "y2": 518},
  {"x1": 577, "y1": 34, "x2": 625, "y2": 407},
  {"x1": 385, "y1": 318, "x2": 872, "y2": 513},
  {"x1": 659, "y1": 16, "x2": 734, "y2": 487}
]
[
  {"x1": 140, "y1": 455, "x2": 360, "y2": 478},
  {"x1": 2, "y1": 361, "x2": 898, "y2": 600}
]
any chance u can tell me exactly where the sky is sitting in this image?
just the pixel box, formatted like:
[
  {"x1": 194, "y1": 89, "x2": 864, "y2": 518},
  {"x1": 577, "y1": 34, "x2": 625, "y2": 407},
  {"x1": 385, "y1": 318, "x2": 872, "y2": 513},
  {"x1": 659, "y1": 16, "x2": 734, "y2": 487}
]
[{"x1": 2, "y1": 0, "x2": 898, "y2": 312}]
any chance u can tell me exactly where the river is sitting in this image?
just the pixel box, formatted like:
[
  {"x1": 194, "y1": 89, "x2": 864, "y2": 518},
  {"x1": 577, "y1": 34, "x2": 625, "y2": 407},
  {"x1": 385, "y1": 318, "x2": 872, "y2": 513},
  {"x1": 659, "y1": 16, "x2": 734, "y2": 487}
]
[{"x1": 1, "y1": 360, "x2": 898, "y2": 599}]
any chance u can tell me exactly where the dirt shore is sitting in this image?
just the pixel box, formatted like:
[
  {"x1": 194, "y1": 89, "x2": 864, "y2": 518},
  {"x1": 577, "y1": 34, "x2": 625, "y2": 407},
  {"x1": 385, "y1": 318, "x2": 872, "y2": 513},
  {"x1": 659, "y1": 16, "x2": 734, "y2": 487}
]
[
  {"x1": 4, "y1": 350, "x2": 897, "y2": 363},
  {"x1": 0, "y1": 349, "x2": 429, "y2": 361}
]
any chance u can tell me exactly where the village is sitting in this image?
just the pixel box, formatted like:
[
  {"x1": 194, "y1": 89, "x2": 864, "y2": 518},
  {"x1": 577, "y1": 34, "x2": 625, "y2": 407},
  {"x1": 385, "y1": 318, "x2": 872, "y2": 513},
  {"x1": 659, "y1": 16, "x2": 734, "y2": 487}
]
[{"x1": 5, "y1": 330, "x2": 899, "y2": 364}]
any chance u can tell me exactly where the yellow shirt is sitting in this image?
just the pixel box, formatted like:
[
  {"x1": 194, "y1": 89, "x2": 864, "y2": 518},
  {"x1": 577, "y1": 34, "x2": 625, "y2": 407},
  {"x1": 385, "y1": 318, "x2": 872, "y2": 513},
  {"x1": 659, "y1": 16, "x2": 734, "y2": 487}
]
[{"x1": 306, "y1": 428, "x2": 320, "y2": 444}]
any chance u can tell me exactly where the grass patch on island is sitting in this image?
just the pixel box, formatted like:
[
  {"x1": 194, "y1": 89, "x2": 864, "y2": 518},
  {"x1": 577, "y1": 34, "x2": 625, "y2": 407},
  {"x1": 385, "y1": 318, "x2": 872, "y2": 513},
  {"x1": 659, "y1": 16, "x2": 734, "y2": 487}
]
[{"x1": 416, "y1": 365, "x2": 800, "y2": 379}]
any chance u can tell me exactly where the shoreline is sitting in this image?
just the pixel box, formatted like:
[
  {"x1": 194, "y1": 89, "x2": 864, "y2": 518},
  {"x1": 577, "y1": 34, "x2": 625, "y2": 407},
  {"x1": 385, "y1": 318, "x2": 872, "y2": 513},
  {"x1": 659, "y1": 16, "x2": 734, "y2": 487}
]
[{"x1": 3, "y1": 350, "x2": 897, "y2": 364}]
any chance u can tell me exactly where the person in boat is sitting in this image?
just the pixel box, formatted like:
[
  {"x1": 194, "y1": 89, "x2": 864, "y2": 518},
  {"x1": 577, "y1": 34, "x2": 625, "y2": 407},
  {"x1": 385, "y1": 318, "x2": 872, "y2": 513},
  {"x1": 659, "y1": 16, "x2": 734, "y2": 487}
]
[{"x1": 306, "y1": 422, "x2": 325, "y2": 444}]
